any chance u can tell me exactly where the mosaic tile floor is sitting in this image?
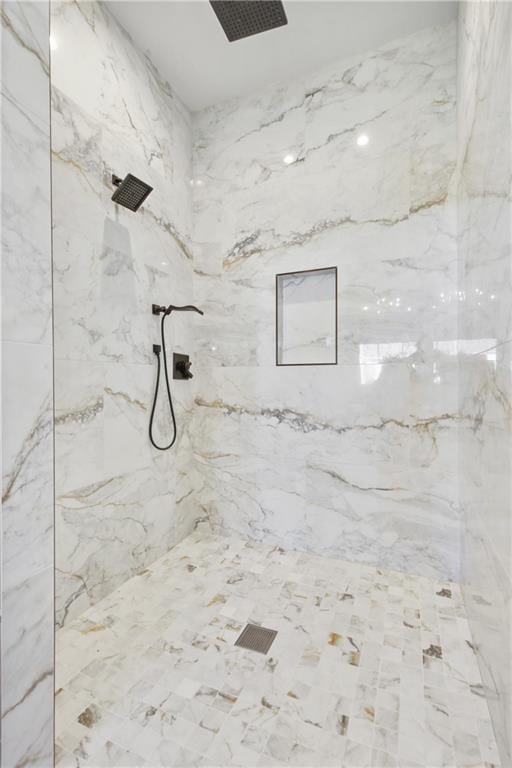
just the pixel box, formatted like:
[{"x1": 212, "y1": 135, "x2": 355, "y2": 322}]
[{"x1": 55, "y1": 533, "x2": 500, "y2": 767}]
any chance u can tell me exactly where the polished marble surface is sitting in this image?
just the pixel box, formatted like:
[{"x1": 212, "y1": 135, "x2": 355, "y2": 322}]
[
  {"x1": 276, "y1": 268, "x2": 337, "y2": 365},
  {"x1": 1, "y1": 1, "x2": 54, "y2": 765},
  {"x1": 55, "y1": 533, "x2": 500, "y2": 768},
  {"x1": 51, "y1": 0, "x2": 202, "y2": 627},
  {"x1": 192, "y1": 21, "x2": 458, "y2": 369},
  {"x1": 192, "y1": 360, "x2": 460, "y2": 581},
  {"x1": 191, "y1": 21, "x2": 460, "y2": 581},
  {"x1": 457, "y1": 2, "x2": 512, "y2": 763}
]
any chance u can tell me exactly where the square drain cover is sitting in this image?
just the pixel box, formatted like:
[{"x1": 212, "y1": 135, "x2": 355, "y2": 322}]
[{"x1": 235, "y1": 623, "x2": 277, "y2": 654}]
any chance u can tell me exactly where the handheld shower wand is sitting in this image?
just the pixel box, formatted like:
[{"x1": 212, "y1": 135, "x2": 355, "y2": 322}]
[{"x1": 149, "y1": 302, "x2": 203, "y2": 451}]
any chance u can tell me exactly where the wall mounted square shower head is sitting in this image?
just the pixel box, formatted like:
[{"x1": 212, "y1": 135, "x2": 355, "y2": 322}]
[
  {"x1": 210, "y1": 1, "x2": 288, "y2": 42},
  {"x1": 111, "y1": 173, "x2": 153, "y2": 212}
]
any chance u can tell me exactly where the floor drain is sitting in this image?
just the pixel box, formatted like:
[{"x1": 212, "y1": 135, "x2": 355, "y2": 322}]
[{"x1": 235, "y1": 623, "x2": 277, "y2": 654}]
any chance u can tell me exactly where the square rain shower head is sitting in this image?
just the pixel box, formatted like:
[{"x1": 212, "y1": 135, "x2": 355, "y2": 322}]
[
  {"x1": 111, "y1": 173, "x2": 153, "y2": 212},
  {"x1": 210, "y1": 1, "x2": 288, "y2": 42}
]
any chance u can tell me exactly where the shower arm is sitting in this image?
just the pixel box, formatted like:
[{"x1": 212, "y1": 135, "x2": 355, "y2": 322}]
[{"x1": 152, "y1": 303, "x2": 204, "y2": 316}]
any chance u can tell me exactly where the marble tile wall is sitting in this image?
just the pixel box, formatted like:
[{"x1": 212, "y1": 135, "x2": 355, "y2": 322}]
[
  {"x1": 457, "y1": 2, "x2": 512, "y2": 763},
  {"x1": 1, "y1": 1, "x2": 54, "y2": 765},
  {"x1": 51, "y1": 1, "x2": 203, "y2": 628},
  {"x1": 191, "y1": 22, "x2": 460, "y2": 581},
  {"x1": 3, "y1": 2, "x2": 510, "y2": 764}
]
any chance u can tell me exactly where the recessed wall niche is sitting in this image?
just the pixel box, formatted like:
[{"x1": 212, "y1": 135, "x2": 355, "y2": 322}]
[{"x1": 276, "y1": 266, "x2": 338, "y2": 365}]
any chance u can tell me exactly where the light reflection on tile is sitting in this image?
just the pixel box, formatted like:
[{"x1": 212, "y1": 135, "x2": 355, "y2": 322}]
[{"x1": 191, "y1": 19, "x2": 460, "y2": 583}]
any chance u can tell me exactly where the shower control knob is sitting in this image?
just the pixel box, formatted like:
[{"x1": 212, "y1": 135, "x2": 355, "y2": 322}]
[
  {"x1": 173, "y1": 353, "x2": 194, "y2": 380},
  {"x1": 177, "y1": 360, "x2": 193, "y2": 379}
]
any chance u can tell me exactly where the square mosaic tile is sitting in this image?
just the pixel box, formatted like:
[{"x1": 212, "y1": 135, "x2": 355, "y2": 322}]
[{"x1": 55, "y1": 533, "x2": 501, "y2": 767}]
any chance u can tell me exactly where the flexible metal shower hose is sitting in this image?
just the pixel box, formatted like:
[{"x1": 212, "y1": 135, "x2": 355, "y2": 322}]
[{"x1": 149, "y1": 311, "x2": 178, "y2": 450}]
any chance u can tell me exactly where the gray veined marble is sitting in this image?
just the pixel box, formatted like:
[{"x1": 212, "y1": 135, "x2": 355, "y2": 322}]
[
  {"x1": 191, "y1": 20, "x2": 460, "y2": 582},
  {"x1": 51, "y1": 0, "x2": 203, "y2": 628},
  {"x1": 54, "y1": 533, "x2": 501, "y2": 768},
  {"x1": 1, "y1": 1, "x2": 54, "y2": 766},
  {"x1": 276, "y1": 267, "x2": 337, "y2": 365},
  {"x1": 457, "y1": 2, "x2": 512, "y2": 764},
  {"x1": 3, "y1": 1, "x2": 510, "y2": 765}
]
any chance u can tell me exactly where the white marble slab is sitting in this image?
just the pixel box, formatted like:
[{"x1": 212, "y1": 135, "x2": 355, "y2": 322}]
[
  {"x1": 277, "y1": 267, "x2": 337, "y2": 365},
  {"x1": 1, "y1": 2, "x2": 54, "y2": 765},
  {"x1": 457, "y1": 2, "x2": 512, "y2": 763},
  {"x1": 51, "y1": 0, "x2": 201, "y2": 625},
  {"x1": 1, "y1": 0, "x2": 52, "y2": 345},
  {"x1": 191, "y1": 21, "x2": 459, "y2": 581}
]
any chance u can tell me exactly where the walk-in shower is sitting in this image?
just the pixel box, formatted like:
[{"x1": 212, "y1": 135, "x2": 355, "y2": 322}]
[
  {"x1": 3, "y1": 0, "x2": 510, "y2": 765},
  {"x1": 149, "y1": 303, "x2": 204, "y2": 450}
]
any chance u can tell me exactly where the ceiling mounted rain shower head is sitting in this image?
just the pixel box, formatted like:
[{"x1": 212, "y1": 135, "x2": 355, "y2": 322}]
[
  {"x1": 111, "y1": 173, "x2": 153, "y2": 212},
  {"x1": 210, "y1": 0, "x2": 288, "y2": 42}
]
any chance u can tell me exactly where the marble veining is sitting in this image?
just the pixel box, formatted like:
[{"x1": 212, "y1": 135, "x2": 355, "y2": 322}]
[
  {"x1": 2, "y1": 1, "x2": 510, "y2": 766},
  {"x1": 51, "y1": 0, "x2": 204, "y2": 627},
  {"x1": 190, "y1": 21, "x2": 460, "y2": 581},
  {"x1": 1, "y1": 1, "x2": 54, "y2": 766},
  {"x1": 457, "y1": 2, "x2": 512, "y2": 764},
  {"x1": 55, "y1": 533, "x2": 500, "y2": 767},
  {"x1": 277, "y1": 268, "x2": 337, "y2": 365}
]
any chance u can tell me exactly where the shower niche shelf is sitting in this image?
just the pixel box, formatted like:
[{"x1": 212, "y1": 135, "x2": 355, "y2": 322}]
[{"x1": 276, "y1": 266, "x2": 338, "y2": 366}]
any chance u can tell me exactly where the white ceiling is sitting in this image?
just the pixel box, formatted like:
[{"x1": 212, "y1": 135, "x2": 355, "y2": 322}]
[{"x1": 107, "y1": 0, "x2": 458, "y2": 112}]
